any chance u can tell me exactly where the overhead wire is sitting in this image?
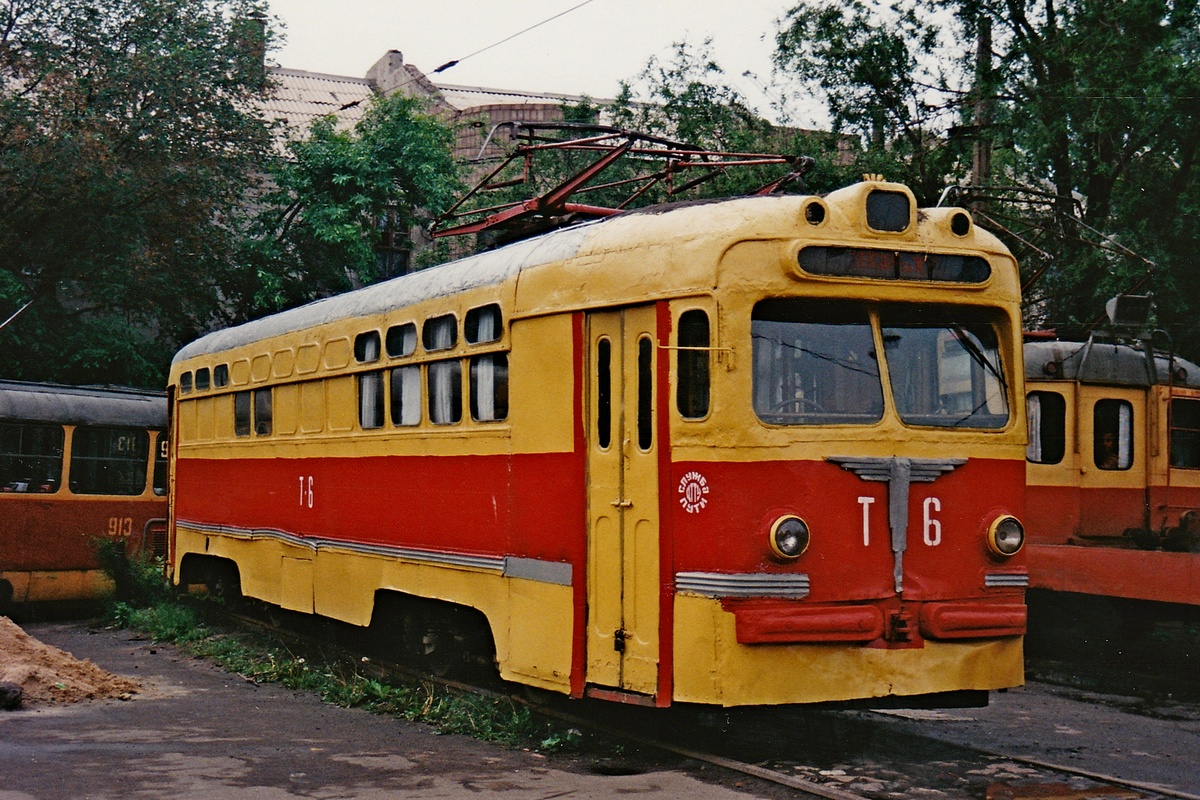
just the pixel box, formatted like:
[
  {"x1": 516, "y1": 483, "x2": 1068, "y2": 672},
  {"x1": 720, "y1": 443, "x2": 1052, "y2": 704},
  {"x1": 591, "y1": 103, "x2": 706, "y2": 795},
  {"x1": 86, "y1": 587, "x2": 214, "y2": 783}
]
[{"x1": 431, "y1": 0, "x2": 601, "y2": 74}]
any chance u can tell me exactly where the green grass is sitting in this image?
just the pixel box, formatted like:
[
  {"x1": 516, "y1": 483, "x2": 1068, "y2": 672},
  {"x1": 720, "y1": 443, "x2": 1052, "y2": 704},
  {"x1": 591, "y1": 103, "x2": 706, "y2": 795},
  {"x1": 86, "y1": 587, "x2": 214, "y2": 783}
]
[{"x1": 105, "y1": 598, "x2": 572, "y2": 749}]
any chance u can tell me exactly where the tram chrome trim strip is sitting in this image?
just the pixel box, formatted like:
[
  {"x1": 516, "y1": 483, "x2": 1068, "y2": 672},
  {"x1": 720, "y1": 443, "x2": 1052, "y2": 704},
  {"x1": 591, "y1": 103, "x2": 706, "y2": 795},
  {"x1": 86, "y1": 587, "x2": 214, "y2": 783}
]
[
  {"x1": 176, "y1": 519, "x2": 572, "y2": 585},
  {"x1": 984, "y1": 572, "x2": 1029, "y2": 588},
  {"x1": 675, "y1": 571, "x2": 810, "y2": 599}
]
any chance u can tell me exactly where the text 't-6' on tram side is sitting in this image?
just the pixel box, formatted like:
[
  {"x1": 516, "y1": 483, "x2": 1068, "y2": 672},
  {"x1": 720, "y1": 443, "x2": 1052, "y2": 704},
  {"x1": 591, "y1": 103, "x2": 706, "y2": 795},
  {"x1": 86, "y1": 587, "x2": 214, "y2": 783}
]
[{"x1": 167, "y1": 177, "x2": 1029, "y2": 709}]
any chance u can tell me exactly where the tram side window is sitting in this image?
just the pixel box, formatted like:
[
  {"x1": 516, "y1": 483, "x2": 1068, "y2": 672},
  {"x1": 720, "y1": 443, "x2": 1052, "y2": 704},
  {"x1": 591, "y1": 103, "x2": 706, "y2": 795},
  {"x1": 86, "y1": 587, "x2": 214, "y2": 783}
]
[
  {"x1": 152, "y1": 432, "x2": 168, "y2": 495},
  {"x1": 213, "y1": 364, "x2": 229, "y2": 388},
  {"x1": 386, "y1": 323, "x2": 417, "y2": 358},
  {"x1": 391, "y1": 365, "x2": 421, "y2": 426},
  {"x1": 357, "y1": 331, "x2": 384, "y2": 429},
  {"x1": 424, "y1": 315, "x2": 457, "y2": 352},
  {"x1": 70, "y1": 427, "x2": 149, "y2": 495},
  {"x1": 0, "y1": 421, "x2": 64, "y2": 493},
  {"x1": 1094, "y1": 399, "x2": 1133, "y2": 470},
  {"x1": 180, "y1": 372, "x2": 192, "y2": 394},
  {"x1": 752, "y1": 300, "x2": 883, "y2": 425},
  {"x1": 677, "y1": 310, "x2": 710, "y2": 419},
  {"x1": 254, "y1": 389, "x2": 273, "y2": 435},
  {"x1": 429, "y1": 360, "x2": 462, "y2": 424},
  {"x1": 1027, "y1": 391, "x2": 1066, "y2": 464},
  {"x1": 234, "y1": 391, "x2": 251, "y2": 436},
  {"x1": 465, "y1": 304, "x2": 502, "y2": 344},
  {"x1": 637, "y1": 336, "x2": 654, "y2": 449},
  {"x1": 1169, "y1": 398, "x2": 1200, "y2": 469},
  {"x1": 195, "y1": 368, "x2": 210, "y2": 391},
  {"x1": 596, "y1": 339, "x2": 612, "y2": 448},
  {"x1": 470, "y1": 353, "x2": 509, "y2": 422}
]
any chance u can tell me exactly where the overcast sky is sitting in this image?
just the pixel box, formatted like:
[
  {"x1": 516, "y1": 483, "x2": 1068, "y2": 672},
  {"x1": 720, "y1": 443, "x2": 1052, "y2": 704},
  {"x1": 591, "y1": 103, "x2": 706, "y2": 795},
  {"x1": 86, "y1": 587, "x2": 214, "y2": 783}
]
[{"x1": 264, "y1": 0, "x2": 815, "y2": 125}]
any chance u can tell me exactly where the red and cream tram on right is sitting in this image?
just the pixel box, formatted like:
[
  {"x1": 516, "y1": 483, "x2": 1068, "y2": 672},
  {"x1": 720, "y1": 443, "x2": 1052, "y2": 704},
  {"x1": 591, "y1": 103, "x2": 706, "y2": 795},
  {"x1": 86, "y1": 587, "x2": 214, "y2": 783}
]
[
  {"x1": 168, "y1": 178, "x2": 1029, "y2": 708},
  {"x1": 1025, "y1": 331, "x2": 1200, "y2": 606}
]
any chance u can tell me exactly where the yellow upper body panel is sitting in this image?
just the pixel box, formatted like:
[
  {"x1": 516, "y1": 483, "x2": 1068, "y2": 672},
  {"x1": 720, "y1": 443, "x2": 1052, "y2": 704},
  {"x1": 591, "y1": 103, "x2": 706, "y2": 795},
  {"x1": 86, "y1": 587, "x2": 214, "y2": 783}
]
[{"x1": 170, "y1": 181, "x2": 1019, "y2": 390}]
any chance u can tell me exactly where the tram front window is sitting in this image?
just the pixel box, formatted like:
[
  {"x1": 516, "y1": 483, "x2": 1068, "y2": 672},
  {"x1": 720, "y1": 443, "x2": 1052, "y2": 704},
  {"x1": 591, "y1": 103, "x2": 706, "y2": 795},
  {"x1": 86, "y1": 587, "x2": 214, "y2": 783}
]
[
  {"x1": 752, "y1": 300, "x2": 884, "y2": 425},
  {"x1": 881, "y1": 313, "x2": 1008, "y2": 429}
]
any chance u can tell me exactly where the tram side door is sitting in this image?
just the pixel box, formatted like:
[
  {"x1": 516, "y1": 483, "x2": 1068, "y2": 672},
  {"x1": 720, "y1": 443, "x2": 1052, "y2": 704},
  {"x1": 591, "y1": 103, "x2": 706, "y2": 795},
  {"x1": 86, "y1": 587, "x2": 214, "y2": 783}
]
[{"x1": 585, "y1": 306, "x2": 660, "y2": 697}]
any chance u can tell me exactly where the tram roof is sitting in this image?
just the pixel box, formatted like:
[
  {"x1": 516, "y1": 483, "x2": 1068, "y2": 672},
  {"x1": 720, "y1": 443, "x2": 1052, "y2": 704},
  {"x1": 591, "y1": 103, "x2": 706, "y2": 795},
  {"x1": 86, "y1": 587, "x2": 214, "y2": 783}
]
[
  {"x1": 174, "y1": 187, "x2": 1017, "y2": 365},
  {"x1": 174, "y1": 213, "x2": 605, "y2": 363},
  {"x1": 1024, "y1": 339, "x2": 1200, "y2": 388},
  {"x1": 0, "y1": 380, "x2": 167, "y2": 428}
]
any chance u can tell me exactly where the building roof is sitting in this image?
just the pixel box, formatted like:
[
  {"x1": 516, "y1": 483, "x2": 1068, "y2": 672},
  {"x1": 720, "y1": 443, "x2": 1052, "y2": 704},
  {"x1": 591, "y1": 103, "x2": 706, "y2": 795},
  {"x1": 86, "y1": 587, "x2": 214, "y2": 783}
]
[
  {"x1": 434, "y1": 83, "x2": 602, "y2": 112},
  {"x1": 263, "y1": 68, "x2": 374, "y2": 133}
]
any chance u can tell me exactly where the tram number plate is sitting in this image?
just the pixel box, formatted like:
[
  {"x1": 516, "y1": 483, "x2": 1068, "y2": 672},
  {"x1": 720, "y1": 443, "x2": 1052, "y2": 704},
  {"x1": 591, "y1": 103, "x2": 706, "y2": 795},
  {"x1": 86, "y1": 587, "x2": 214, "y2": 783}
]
[{"x1": 107, "y1": 517, "x2": 134, "y2": 537}]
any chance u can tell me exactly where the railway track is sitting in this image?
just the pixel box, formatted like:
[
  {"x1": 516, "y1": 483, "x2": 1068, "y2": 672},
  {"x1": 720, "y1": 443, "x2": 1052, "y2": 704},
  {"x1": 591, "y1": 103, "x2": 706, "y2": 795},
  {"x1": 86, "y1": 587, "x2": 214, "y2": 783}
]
[{"x1": 214, "y1": 602, "x2": 1198, "y2": 800}]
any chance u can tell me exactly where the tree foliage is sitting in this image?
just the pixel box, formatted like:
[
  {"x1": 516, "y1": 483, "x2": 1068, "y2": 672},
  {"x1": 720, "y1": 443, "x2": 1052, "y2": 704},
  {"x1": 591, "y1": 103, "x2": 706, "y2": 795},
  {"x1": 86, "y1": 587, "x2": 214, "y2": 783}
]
[
  {"x1": 0, "y1": 0, "x2": 277, "y2": 386},
  {"x1": 243, "y1": 93, "x2": 463, "y2": 314},
  {"x1": 772, "y1": 0, "x2": 1200, "y2": 354}
]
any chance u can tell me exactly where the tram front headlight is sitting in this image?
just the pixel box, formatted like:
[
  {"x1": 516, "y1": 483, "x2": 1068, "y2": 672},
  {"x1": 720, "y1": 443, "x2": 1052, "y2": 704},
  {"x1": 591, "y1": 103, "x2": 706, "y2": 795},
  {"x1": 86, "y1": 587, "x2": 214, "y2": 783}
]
[
  {"x1": 987, "y1": 516, "x2": 1025, "y2": 557},
  {"x1": 769, "y1": 515, "x2": 810, "y2": 559}
]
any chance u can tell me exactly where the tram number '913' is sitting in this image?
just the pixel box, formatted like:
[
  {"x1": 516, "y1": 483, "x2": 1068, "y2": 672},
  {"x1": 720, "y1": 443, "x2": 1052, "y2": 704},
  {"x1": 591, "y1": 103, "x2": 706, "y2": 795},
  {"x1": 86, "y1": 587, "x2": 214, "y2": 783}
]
[
  {"x1": 856, "y1": 496, "x2": 943, "y2": 546},
  {"x1": 107, "y1": 517, "x2": 133, "y2": 537},
  {"x1": 298, "y1": 476, "x2": 314, "y2": 509}
]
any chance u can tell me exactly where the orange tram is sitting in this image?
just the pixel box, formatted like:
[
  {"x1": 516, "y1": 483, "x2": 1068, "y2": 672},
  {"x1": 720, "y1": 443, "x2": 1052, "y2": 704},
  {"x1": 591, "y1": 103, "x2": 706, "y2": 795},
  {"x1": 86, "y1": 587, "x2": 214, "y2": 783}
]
[
  {"x1": 0, "y1": 380, "x2": 168, "y2": 609},
  {"x1": 168, "y1": 179, "x2": 1029, "y2": 708},
  {"x1": 1024, "y1": 336, "x2": 1200, "y2": 607}
]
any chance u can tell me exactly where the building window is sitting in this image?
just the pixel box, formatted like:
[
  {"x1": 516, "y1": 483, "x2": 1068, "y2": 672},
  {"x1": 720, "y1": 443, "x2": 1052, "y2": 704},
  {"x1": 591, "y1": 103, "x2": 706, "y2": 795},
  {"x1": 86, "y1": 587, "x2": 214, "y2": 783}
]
[
  {"x1": 1170, "y1": 398, "x2": 1200, "y2": 469},
  {"x1": 1027, "y1": 391, "x2": 1066, "y2": 464},
  {"x1": 1094, "y1": 398, "x2": 1132, "y2": 470},
  {"x1": 390, "y1": 366, "x2": 421, "y2": 426},
  {"x1": 69, "y1": 427, "x2": 149, "y2": 495},
  {"x1": 677, "y1": 310, "x2": 710, "y2": 419},
  {"x1": 0, "y1": 422, "x2": 63, "y2": 493}
]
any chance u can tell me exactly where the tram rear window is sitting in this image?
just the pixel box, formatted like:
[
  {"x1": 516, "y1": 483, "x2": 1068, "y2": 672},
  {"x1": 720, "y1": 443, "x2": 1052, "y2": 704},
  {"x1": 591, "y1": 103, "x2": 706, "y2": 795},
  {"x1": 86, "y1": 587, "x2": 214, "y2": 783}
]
[
  {"x1": 752, "y1": 300, "x2": 884, "y2": 425},
  {"x1": 1027, "y1": 391, "x2": 1066, "y2": 464},
  {"x1": 70, "y1": 427, "x2": 149, "y2": 495},
  {"x1": 1170, "y1": 398, "x2": 1200, "y2": 469},
  {"x1": 0, "y1": 421, "x2": 64, "y2": 493},
  {"x1": 798, "y1": 247, "x2": 990, "y2": 283}
]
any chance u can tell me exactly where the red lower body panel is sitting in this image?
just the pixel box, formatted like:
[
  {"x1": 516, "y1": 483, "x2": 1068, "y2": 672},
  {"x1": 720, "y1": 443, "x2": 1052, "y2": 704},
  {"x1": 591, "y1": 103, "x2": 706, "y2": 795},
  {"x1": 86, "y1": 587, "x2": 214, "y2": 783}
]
[{"x1": 1027, "y1": 543, "x2": 1200, "y2": 605}]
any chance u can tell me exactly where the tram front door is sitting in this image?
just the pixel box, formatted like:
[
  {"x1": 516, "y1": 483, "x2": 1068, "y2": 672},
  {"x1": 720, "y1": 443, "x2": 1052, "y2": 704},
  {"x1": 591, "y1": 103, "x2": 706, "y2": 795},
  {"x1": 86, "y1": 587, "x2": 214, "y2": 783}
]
[{"x1": 585, "y1": 306, "x2": 660, "y2": 697}]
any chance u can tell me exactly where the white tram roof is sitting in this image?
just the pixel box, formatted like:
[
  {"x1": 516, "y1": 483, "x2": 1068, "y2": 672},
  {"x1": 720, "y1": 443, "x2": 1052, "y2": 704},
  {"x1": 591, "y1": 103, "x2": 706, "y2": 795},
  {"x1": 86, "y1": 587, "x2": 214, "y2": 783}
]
[
  {"x1": 173, "y1": 218, "x2": 603, "y2": 363},
  {"x1": 174, "y1": 187, "x2": 1017, "y2": 366},
  {"x1": 1025, "y1": 339, "x2": 1200, "y2": 388},
  {"x1": 0, "y1": 380, "x2": 167, "y2": 428}
]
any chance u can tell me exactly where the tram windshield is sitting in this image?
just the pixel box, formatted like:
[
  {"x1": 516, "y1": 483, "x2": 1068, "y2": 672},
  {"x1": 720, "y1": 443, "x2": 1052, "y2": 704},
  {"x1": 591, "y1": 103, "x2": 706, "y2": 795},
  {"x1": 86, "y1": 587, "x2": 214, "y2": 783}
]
[{"x1": 752, "y1": 300, "x2": 1009, "y2": 429}]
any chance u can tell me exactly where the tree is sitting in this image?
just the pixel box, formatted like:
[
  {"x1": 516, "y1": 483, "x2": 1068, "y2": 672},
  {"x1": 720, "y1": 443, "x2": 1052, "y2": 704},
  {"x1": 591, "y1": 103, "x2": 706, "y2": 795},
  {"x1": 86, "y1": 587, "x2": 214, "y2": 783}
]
[
  {"x1": 244, "y1": 92, "x2": 463, "y2": 314},
  {"x1": 773, "y1": 0, "x2": 970, "y2": 201},
  {"x1": 0, "y1": 0, "x2": 277, "y2": 387},
  {"x1": 773, "y1": 0, "x2": 1200, "y2": 355}
]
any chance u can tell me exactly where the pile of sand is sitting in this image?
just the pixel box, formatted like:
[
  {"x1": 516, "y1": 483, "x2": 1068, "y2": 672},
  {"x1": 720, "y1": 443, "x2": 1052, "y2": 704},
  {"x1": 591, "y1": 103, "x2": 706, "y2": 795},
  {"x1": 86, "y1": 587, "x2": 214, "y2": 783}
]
[{"x1": 0, "y1": 616, "x2": 139, "y2": 707}]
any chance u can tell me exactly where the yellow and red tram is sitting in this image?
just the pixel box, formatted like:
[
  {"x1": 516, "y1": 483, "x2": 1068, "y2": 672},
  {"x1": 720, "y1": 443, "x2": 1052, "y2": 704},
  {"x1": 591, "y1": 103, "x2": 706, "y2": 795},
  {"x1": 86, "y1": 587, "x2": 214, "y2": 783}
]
[
  {"x1": 1025, "y1": 337, "x2": 1200, "y2": 606},
  {"x1": 0, "y1": 380, "x2": 168, "y2": 608},
  {"x1": 168, "y1": 178, "x2": 1029, "y2": 707}
]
